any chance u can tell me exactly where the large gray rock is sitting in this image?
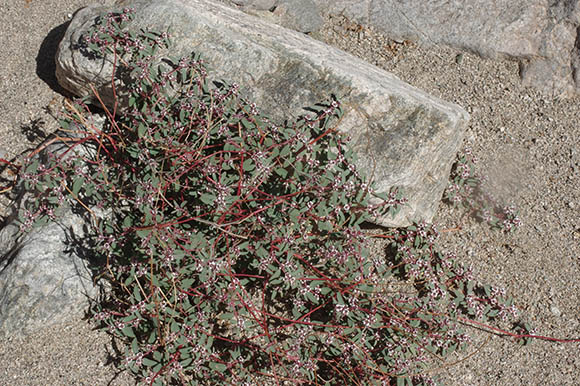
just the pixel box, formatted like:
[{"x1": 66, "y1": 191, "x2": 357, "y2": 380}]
[
  {"x1": 0, "y1": 214, "x2": 98, "y2": 338},
  {"x1": 56, "y1": 0, "x2": 469, "y2": 227},
  {"x1": 309, "y1": 0, "x2": 580, "y2": 98},
  {"x1": 234, "y1": 0, "x2": 276, "y2": 10},
  {"x1": 222, "y1": 0, "x2": 323, "y2": 33},
  {"x1": 272, "y1": 0, "x2": 324, "y2": 33}
]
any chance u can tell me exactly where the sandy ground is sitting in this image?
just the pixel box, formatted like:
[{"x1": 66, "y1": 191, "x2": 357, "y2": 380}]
[{"x1": 0, "y1": 1, "x2": 578, "y2": 385}]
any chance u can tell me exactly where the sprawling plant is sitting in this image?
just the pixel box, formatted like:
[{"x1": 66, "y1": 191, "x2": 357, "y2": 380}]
[{"x1": 17, "y1": 8, "x2": 530, "y2": 385}]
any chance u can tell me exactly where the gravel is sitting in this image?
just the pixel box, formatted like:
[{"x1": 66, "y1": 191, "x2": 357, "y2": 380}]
[{"x1": 0, "y1": 1, "x2": 578, "y2": 385}]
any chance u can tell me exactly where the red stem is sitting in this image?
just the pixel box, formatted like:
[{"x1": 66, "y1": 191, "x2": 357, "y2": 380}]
[{"x1": 458, "y1": 316, "x2": 580, "y2": 343}]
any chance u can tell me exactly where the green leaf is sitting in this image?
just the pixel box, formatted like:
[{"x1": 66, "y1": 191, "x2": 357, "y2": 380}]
[
  {"x1": 320, "y1": 287, "x2": 332, "y2": 295},
  {"x1": 242, "y1": 159, "x2": 254, "y2": 171},
  {"x1": 343, "y1": 327, "x2": 355, "y2": 336},
  {"x1": 206, "y1": 335, "x2": 214, "y2": 350},
  {"x1": 305, "y1": 291, "x2": 318, "y2": 303},
  {"x1": 452, "y1": 289, "x2": 465, "y2": 302},
  {"x1": 200, "y1": 193, "x2": 216, "y2": 205},
  {"x1": 180, "y1": 357, "x2": 193, "y2": 368},
  {"x1": 209, "y1": 362, "x2": 227, "y2": 372},
  {"x1": 121, "y1": 326, "x2": 135, "y2": 338},
  {"x1": 180, "y1": 278, "x2": 195, "y2": 290},
  {"x1": 230, "y1": 349, "x2": 241, "y2": 360},
  {"x1": 466, "y1": 280, "x2": 475, "y2": 294},
  {"x1": 72, "y1": 177, "x2": 84, "y2": 196},
  {"x1": 142, "y1": 358, "x2": 158, "y2": 367},
  {"x1": 131, "y1": 338, "x2": 139, "y2": 354},
  {"x1": 138, "y1": 123, "x2": 147, "y2": 138},
  {"x1": 280, "y1": 145, "x2": 291, "y2": 157},
  {"x1": 396, "y1": 376, "x2": 410, "y2": 386},
  {"x1": 289, "y1": 209, "x2": 300, "y2": 223},
  {"x1": 275, "y1": 167, "x2": 287, "y2": 178},
  {"x1": 417, "y1": 312, "x2": 432, "y2": 321},
  {"x1": 148, "y1": 330, "x2": 157, "y2": 344},
  {"x1": 132, "y1": 284, "x2": 142, "y2": 302},
  {"x1": 124, "y1": 274, "x2": 135, "y2": 286},
  {"x1": 292, "y1": 307, "x2": 302, "y2": 319},
  {"x1": 59, "y1": 119, "x2": 70, "y2": 130},
  {"x1": 270, "y1": 268, "x2": 281, "y2": 281},
  {"x1": 484, "y1": 285, "x2": 491, "y2": 297},
  {"x1": 241, "y1": 119, "x2": 253, "y2": 129},
  {"x1": 136, "y1": 228, "x2": 151, "y2": 238},
  {"x1": 122, "y1": 215, "x2": 133, "y2": 229}
]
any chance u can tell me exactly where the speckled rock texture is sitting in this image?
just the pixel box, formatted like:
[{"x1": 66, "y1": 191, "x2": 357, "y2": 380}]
[
  {"x1": 225, "y1": 0, "x2": 324, "y2": 32},
  {"x1": 0, "y1": 214, "x2": 99, "y2": 339},
  {"x1": 357, "y1": 0, "x2": 580, "y2": 98},
  {"x1": 55, "y1": 0, "x2": 469, "y2": 227}
]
